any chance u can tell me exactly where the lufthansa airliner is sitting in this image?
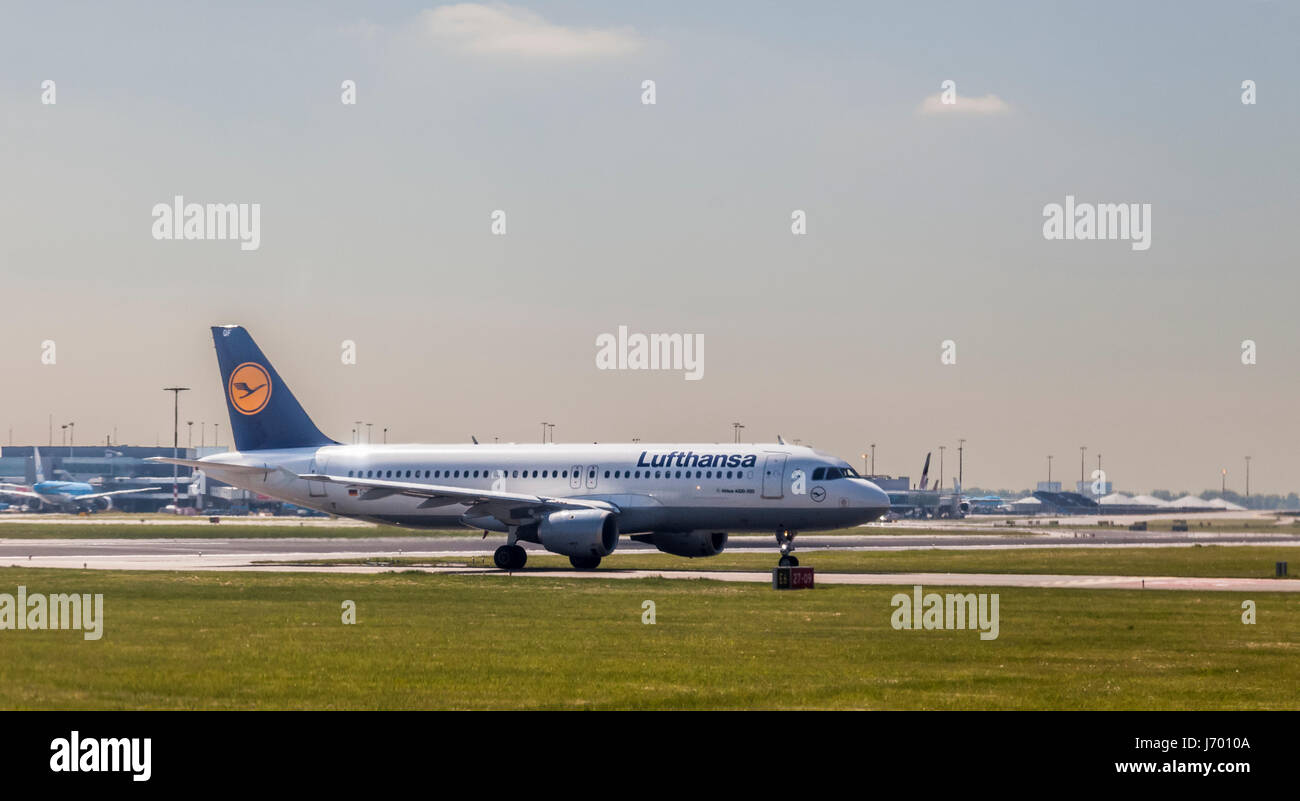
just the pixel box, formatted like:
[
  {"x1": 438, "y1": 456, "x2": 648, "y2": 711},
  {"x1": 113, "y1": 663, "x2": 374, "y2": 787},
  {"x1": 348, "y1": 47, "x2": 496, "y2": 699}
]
[{"x1": 151, "y1": 326, "x2": 890, "y2": 570}]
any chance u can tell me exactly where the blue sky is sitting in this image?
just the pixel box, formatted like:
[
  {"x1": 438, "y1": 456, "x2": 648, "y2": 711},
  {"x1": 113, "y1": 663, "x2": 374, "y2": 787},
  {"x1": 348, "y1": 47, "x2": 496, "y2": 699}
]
[{"x1": 1, "y1": 2, "x2": 1297, "y2": 492}]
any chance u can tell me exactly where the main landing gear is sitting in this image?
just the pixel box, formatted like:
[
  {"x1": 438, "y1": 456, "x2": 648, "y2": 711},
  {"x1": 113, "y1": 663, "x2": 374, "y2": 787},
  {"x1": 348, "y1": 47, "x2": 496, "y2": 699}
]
[
  {"x1": 776, "y1": 529, "x2": 799, "y2": 567},
  {"x1": 493, "y1": 544, "x2": 527, "y2": 570},
  {"x1": 570, "y1": 555, "x2": 601, "y2": 570}
]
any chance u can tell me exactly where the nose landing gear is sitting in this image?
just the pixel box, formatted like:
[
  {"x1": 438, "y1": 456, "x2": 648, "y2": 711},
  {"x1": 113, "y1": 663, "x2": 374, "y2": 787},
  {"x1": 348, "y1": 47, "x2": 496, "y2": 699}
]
[{"x1": 776, "y1": 529, "x2": 799, "y2": 567}]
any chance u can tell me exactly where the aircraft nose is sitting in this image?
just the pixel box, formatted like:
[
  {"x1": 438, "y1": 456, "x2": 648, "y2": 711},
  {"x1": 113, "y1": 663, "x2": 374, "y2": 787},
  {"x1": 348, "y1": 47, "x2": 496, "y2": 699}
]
[{"x1": 857, "y1": 479, "x2": 891, "y2": 511}]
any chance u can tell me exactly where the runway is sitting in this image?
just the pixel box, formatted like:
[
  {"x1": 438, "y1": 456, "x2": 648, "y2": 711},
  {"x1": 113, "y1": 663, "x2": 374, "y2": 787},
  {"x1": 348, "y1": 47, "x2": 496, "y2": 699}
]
[
  {"x1": 2, "y1": 532, "x2": 1297, "y2": 592},
  {"x1": 2, "y1": 527, "x2": 1299, "y2": 559}
]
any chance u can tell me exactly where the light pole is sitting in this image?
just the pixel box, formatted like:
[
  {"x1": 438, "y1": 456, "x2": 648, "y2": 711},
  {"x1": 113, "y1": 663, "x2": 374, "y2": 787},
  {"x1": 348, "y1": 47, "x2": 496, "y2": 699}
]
[
  {"x1": 958, "y1": 438, "x2": 965, "y2": 486},
  {"x1": 732, "y1": 422, "x2": 744, "y2": 443},
  {"x1": 200, "y1": 421, "x2": 205, "y2": 449},
  {"x1": 365, "y1": 423, "x2": 373, "y2": 444},
  {"x1": 383, "y1": 427, "x2": 388, "y2": 444},
  {"x1": 547, "y1": 424, "x2": 555, "y2": 443},
  {"x1": 541, "y1": 422, "x2": 549, "y2": 444},
  {"x1": 1079, "y1": 446, "x2": 1086, "y2": 487},
  {"x1": 164, "y1": 387, "x2": 190, "y2": 512},
  {"x1": 1221, "y1": 468, "x2": 1226, "y2": 495},
  {"x1": 1047, "y1": 455, "x2": 1053, "y2": 485},
  {"x1": 187, "y1": 421, "x2": 194, "y2": 450},
  {"x1": 938, "y1": 445, "x2": 946, "y2": 489},
  {"x1": 871, "y1": 443, "x2": 876, "y2": 475},
  {"x1": 214, "y1": 423, "x2": 220, "y2": 449},
  {"x1": 354, "y1": 421, "x2": 363, "y2": 445},
  {"x1": 1245, "y1": 456, "x2": 1251, "y2": 497},
  {"x1": 861, "y1": 453, "x2": 868, "y2": 475},
  {"x1": 68, "y1": 422, "x2": 75, "y2": 452}
]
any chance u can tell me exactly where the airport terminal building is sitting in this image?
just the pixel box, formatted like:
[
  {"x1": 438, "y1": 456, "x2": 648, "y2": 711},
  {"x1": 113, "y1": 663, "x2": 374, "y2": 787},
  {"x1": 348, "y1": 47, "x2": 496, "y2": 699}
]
[{"x1": 0, "y1": 446, "x2": 277, "y2": 513}]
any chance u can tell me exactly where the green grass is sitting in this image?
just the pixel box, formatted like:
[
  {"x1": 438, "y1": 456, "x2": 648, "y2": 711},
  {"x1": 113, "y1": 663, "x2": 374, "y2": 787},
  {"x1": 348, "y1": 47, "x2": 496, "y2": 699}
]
[
  {"x1": 1092, "y1": 518, "x2": 1300, "y2": 533},
  {"x1": 273, "y1": 545, "x2": 1300, "y2": 579},
  {"x1": 0, "y1": 567, "x2": 1294, "y2": 710}
]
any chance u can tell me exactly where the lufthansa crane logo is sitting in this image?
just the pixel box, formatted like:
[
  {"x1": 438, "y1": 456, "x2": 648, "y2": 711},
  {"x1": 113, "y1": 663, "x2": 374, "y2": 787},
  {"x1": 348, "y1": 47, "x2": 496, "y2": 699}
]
[{"x1": 228, "y1": 362, "x2": 272, "y2": 415}]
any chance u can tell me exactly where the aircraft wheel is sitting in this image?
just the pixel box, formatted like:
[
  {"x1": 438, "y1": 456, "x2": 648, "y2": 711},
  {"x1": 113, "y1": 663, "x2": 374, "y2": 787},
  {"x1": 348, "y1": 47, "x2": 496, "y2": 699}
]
[
  {"x1": 570, "y1": 555, "x2": 601, "y2": 570},
  {"x1": 778, "y1": 555, "x2": 799, "y2": 567},
  {"x1": 494, "y1": 544, "x2": 527, "y2": 570}
]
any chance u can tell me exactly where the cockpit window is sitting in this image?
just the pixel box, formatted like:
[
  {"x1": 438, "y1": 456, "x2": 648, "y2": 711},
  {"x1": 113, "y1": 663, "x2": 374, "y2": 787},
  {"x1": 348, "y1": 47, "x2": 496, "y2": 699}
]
[{"x1": 819, "y1": 466, "x2": 861, "y2": 480}]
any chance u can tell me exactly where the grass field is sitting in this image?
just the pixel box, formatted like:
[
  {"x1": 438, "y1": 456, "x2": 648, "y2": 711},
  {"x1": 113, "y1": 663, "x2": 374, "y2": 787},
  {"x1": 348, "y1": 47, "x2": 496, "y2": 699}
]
[
  {"x1": 273, "y1": 545, "x2": 1300, "y2": 579},
  {"x1": 0, "y1": 566, "x2": 1295, "y2": 710}
]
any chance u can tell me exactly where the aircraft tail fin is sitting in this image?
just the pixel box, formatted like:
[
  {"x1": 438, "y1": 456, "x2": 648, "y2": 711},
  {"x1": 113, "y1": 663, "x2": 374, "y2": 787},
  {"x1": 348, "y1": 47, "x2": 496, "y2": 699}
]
[
  {"x1": 33, "y1": 448, "x2": 45, "y2": 483},
  {"x1": 210, "y1": 326, "x2": 337, "y2": 452},
  {"x1": 918, "y1": 452, "x2": 931, "y2": 490}
]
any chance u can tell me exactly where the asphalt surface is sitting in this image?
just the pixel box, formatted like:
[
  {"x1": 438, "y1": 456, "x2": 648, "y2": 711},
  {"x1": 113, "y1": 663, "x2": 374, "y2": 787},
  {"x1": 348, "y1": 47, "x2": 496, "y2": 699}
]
[
  {"x1": 2, "y1": 530, "x2": 1298, "y2": 592},
  {"x1": 3, "y1": 529, "x2": 1300, "y2": 559}
]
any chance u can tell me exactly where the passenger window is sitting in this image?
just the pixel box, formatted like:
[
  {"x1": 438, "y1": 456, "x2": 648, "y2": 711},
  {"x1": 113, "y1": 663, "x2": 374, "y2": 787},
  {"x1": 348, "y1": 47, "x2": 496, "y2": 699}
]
[
  {"x1": 675, "y1": 471, "x2": 681, "y2": 478},
  {"x1": 562, "y1": 470, "x2": 568, "y2": 478},
  {"x1": 604, "y1": 470, "x2": 610, "y2": 478}
]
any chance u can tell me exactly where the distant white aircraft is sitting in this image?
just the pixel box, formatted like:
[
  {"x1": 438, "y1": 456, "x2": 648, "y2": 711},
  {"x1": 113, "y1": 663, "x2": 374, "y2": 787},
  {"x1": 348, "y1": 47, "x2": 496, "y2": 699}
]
[
  {"x1": 0, "y1": 450, "x2": 158, "y2": 512},
  {"x1": 152, "y1": 326, "x2": 890, "y2": 570}
]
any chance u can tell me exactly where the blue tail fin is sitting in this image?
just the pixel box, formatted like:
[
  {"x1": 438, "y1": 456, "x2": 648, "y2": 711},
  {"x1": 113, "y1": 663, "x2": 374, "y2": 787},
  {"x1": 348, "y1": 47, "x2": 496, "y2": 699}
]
[{"x1": 211, "y1": 326, "x2": 337, "y2": 452}]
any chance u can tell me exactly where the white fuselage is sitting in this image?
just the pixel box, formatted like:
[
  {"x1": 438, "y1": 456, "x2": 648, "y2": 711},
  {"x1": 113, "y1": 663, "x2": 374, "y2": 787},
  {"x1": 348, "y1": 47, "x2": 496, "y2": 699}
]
[{"x1": 197, "y1": 442, "x2": 890, "y2": 533}]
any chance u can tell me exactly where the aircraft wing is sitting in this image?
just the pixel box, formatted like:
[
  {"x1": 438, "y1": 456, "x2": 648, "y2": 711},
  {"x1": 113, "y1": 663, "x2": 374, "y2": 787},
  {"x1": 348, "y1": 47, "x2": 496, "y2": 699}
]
[
  {"x1": 0, "y1": 486, "x2": 42, "y2": 501},
  {"x1": 76, "y1": 487, "x2": 161, "y2": 500},
  {"x1": 300, "y1": 473, "x2": 619, "y2": 527}
]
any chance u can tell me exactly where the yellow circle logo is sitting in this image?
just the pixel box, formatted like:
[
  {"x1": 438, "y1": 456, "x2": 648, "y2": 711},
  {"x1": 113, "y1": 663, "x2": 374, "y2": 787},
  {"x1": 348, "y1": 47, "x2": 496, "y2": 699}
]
[{"x1": 228, "y1": 362, "x2": 272, "y2": 415}]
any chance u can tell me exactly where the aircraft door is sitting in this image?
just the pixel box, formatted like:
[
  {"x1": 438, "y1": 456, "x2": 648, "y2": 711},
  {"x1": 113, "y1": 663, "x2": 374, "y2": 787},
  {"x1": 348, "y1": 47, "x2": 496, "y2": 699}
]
[
  {"x1": 586, "y1": 465, "x2": 599, "y2": 489},
  {"x1": 570, "y1": 465, "x2": 583, "y2": 489},
  {"x1": 761, "y1": 453, "x2": 787, "y2": 499}
]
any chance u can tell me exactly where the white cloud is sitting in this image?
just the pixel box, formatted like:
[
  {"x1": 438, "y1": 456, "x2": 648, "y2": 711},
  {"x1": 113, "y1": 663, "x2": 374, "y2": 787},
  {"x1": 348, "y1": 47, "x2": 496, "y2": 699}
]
[
  {"x1": 417, "y1": 3, "x2": 643, "y2": 59},
  {"x1": 917, "y1": 92, "x2": 1011, "y2": 115}
]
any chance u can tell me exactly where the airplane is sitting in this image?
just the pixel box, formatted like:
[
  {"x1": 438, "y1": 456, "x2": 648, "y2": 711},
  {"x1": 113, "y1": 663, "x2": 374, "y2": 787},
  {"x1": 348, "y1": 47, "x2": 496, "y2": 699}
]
[
  {"x1": 0, "y1": 449, "x2": 160, "y2": 512},
  {"x1": 149, "y1": 326, "x2": 890, "y2": 570}
]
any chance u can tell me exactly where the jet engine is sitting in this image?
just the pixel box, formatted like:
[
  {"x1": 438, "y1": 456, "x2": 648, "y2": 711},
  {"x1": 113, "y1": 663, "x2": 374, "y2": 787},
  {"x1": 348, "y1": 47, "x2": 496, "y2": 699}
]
[
  {"x1": 630, "y1": 530, "x2": 728, "y2": 557},
  {"x1": 518, "y1": 509, "x2": 619, "y2": 558}
]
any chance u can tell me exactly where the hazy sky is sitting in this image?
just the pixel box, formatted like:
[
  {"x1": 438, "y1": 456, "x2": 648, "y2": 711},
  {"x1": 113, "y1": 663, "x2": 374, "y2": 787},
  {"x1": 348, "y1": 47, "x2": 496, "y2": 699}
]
[{"x1": 2, "y1": 2, "x2": 1297, "y2": 493}]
